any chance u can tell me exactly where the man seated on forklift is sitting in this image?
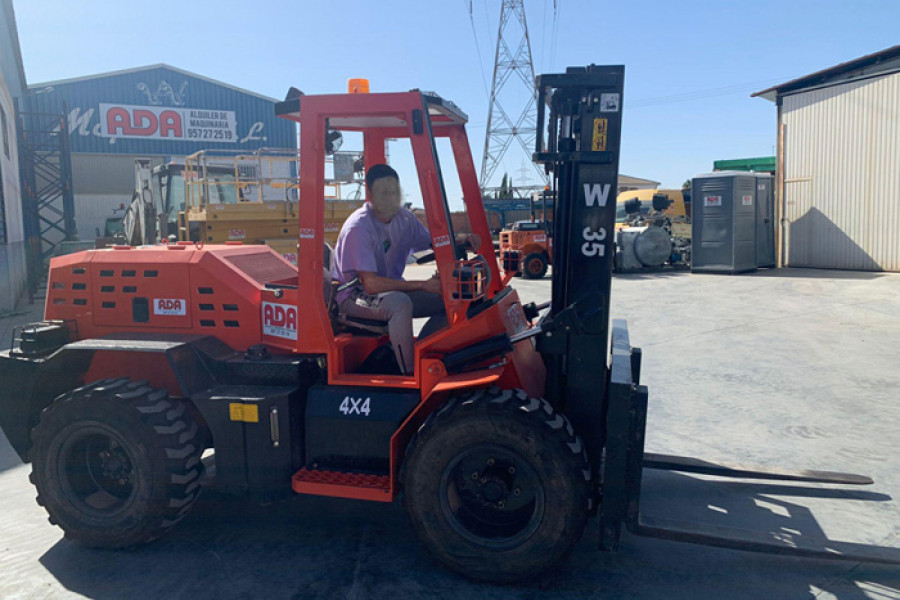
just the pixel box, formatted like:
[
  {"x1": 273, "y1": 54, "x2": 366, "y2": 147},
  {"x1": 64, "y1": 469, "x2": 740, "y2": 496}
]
[{"x1": 332, "y1": 164, "x2": 479, "y2": 375}]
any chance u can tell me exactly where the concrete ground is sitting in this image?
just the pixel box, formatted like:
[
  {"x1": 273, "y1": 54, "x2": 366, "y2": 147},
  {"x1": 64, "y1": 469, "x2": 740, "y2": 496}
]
[{"x1": 1, "y1": 266, "x2": 899, "y2": 599}]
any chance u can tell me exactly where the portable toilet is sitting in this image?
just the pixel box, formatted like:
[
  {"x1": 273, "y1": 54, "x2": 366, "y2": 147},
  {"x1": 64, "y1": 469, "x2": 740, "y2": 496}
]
[{"x1": 691, "y1": 172, "x2": 759, "y2": 274}]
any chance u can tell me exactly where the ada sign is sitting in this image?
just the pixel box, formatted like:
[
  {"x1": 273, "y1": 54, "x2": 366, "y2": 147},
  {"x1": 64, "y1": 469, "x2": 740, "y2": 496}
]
[
  {"x1": 154, "y1": 298, "x2": 186, "y2": 316},
  {"x1": 704, "y1": 195, "x2": 723, "y2": 207},
  {"x1": 263, "y1": 302, "x2": 297, "y2": 340},
  {"x1": 100, "y1": 103, "x2": 237, "y2": 142}
]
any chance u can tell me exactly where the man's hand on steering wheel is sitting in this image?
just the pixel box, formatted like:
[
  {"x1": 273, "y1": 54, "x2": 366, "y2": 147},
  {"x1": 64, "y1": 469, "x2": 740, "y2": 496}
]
[{"x1": 421, "y1": 274, "x2": 442, "y2": 295}]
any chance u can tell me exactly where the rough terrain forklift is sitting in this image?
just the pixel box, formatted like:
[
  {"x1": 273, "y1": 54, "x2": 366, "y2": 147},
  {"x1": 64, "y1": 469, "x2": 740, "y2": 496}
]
[
  {"x1": 0, "y1": 66, "x2": 898, "y2": 582},
  {"x1": 499, "y1": 189, "x2": 553, "y2": 279}
]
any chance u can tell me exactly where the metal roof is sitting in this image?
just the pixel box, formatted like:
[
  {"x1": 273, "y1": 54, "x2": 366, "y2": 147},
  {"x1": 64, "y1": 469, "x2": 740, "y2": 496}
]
[
  {"x1": 752, "y1": 45, "x2": 900, "y2": 101},
  {"x1": 29, "y1": 63, "x2": 278, "y2": 102},
  {"x1": 619, "y1": 174, "x2": 661, "y2": 187}
]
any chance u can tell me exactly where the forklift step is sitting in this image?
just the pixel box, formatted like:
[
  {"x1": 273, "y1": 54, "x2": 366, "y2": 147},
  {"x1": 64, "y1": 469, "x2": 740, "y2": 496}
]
[
  {"x1": 291, "y1": 468, "x2": 392, "y2": 503},
  {"x1": 643, "y1": 452, "x2": 873, "y2": 486}
]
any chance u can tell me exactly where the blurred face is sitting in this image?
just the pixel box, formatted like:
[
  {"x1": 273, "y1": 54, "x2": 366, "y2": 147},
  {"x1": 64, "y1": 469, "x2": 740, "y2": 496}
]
[{"x1": 369, "y1": 176, "x2": 402, "y2": 221}]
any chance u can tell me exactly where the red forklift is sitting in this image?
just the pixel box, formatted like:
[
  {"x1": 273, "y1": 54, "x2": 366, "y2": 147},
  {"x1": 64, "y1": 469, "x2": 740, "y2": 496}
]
[{"x1": 0, "y1": 66, "x2": 897, "y2": 583}]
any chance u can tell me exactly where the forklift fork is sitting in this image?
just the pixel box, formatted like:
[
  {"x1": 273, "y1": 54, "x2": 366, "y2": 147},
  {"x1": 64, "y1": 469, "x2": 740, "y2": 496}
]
[{"x1": 599, "y1": 319, "x2": 900, "y2": 565}]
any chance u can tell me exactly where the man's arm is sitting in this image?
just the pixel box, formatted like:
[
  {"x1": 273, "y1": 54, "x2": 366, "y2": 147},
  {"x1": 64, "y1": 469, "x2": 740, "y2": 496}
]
[
  {"x1": 359, "y1": 271, "x2": 441, "y2": 296},
  {"x1": 408, "y1": 210, "x2": 481, "y2": 253}
]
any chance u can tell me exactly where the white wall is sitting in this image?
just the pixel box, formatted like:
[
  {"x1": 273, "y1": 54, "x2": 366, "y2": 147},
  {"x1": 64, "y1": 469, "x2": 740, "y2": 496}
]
[
  {"x1": 74, "y1": 193, "x2": 131, "y2": 240},
  {"x1": 0, "y1": 66, "x2": 27, "y2": 311}
]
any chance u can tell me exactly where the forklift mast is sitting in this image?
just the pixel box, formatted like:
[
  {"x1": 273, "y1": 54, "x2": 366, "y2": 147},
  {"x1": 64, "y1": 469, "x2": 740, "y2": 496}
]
[
  {"x1": 531, "y1": 65, "x2": 900, "y2": 563},
  {"x1": 533, "y1": 65, "x2": 625, "y2": 467}
]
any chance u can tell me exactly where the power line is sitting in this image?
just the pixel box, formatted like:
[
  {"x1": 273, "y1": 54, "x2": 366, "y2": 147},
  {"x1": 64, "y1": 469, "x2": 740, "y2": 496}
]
[
  {"x1": 628, "y1": 77, "x2": 790, "y2": 109},
  {"x1": 540, "y1": 0, "x2": 549, "y2": 71},
  {"x1": 548, "y1": 0, "x2": 559, "y2": 69},
  {"x1": 466, "y1": 1, "x2": 492, "y2": 99}
]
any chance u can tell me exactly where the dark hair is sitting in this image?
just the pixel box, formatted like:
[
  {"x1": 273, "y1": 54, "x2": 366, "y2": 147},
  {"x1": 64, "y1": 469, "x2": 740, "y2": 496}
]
[{"x1": 365, "y1": 163, "x2": 399, "y2": 189}]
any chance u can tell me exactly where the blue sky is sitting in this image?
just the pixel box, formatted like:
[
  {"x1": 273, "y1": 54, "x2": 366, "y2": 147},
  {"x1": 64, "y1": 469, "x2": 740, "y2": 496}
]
[{"x1": 12, "y1": 0, "x2": 900, "y2": 209}]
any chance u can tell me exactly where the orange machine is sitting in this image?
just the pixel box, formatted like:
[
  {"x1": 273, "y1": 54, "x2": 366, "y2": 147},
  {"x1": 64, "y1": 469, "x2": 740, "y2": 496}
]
[
  {"x1": 499, "y1": 219, "x2": 553, "y2": 279},
  {"x1": 2, "y1": 69, "x2": 895, "y2": 584}
]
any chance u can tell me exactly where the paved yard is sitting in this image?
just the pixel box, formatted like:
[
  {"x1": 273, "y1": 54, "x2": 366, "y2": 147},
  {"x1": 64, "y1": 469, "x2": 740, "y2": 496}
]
[{"x1": 1, "y1": 266, "x2": 899, "y2": 599}]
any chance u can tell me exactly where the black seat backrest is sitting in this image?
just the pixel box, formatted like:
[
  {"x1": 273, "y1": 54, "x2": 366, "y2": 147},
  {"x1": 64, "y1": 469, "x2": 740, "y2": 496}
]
[{"x1": 322, "y1": 241, "x2": 388, "y2": 335}]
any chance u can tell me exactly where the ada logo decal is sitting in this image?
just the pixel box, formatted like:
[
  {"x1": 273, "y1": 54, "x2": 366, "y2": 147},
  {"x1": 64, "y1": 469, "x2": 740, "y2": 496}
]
[
  {"x1": 263, "y1": 302, "x2": 298, "y2": 340},
  {"x1": 505, "y1": 304, "x2": 527, "y2": 335},
  {"x1": 154, "y1": 298, "x2": 186, "y2": 316}
]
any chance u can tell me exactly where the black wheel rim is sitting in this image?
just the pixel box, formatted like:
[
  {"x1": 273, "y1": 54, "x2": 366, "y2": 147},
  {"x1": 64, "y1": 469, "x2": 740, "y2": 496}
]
[
  {"x1": 56, "y1": 424, "x2": 137, "y2": 516},
  {"x1": 439, "y1": 444, "x2": 545, "y2": 549}
]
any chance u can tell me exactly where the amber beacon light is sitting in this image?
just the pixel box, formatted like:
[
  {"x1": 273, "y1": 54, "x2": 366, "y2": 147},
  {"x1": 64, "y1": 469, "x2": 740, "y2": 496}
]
[{"x1": 347, "y1": 78, "x2": 370, "y2": 94}]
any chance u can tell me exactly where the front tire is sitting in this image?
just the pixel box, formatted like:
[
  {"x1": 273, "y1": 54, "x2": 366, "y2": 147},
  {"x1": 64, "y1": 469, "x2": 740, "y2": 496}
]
[
  {"x1": 403, "y1": 387, "x2": 591, "y2": 582},
  {"x1": 29, "y1": 378, "x2": 205, "y2": 547},
  {"x1": 522, "y1": 253, "x2": 548, "y2": 279}
]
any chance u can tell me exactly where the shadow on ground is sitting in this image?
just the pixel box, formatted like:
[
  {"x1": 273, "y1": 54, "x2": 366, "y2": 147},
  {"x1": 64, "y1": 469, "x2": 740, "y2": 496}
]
[
  {"x1": 614, "y1": 269, "x2": 691, "y2": 280},
  {"x1": 0, "y1": 430, "x2": 24, "y2": 473},
  {"x1": 749, "y1": 267, "x2": 887, "y2": 280},
  {"x1": 37, "y1": 470, "x2": 900, "y2": 600}
]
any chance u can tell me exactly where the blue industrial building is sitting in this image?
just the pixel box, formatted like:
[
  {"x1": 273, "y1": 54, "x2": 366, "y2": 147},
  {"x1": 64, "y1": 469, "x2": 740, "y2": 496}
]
[
  {"x1": 27, "y1": 63, "x2": 296, "y2": 241},
  {"x1": 0, "y1": 0, "x2": 297, "y2": 310},
  {"x1": 28, "y1": 64, "x2": 294, "y2": 156}
]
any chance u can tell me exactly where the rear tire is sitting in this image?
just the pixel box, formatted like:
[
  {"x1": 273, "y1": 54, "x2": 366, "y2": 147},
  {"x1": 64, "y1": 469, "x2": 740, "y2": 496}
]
[
  {"x1": 522, "y1": 253, "x2": 548, "y2": 279},
  {"x1": 29, "y1": 378, "x2": 205, "y2": 548},
  {"x1": 403, "y1": 387, "x2": 591, "y2": 582}
]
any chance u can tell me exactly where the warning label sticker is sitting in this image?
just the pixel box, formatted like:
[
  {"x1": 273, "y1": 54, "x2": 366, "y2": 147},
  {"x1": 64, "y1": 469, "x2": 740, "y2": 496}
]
[
  {"x1": 600, "y1": 93, "x2": 620, "y2": 112},
  {"x1": 592, "y1": 118, "x2": 608, "y2": 151},
  {"x1": 742, "y1": 195, "x2": 753, "y2": 206},
  {"x1": 704, "y1": 195, "x2": 723, "y2": 207}
]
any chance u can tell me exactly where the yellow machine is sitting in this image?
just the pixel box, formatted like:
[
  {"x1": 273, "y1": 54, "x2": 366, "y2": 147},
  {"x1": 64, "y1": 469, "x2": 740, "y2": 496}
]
[
  {"x1": 615, "y1": 188, "x2": 690, "y2": 237},
  {"x1": 175, "y1": 148, "x2": 363, "y2": 263},
  {"x1": 614, "y1": 189, "x2": 692, "y2": 271}
]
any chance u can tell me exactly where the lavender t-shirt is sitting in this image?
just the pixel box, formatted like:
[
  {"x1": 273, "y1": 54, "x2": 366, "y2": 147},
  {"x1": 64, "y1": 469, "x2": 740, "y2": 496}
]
[{"x1": 331, "y1": 203, "x2": 432, "y2": 303}]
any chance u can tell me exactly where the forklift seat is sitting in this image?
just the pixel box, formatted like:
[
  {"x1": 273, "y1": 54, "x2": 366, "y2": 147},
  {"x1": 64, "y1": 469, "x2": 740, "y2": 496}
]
[
  {"x1": 322, "y1": 242, "x2": 390, "y2": 337},
  {"x1": 325, "y1": 275, "x2": 390, "y2": 336}
]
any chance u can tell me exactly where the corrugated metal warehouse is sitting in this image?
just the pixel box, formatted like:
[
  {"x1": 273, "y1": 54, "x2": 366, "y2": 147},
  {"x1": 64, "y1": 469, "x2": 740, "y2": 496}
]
[
  {"x1": 754, "y1": 45, "x2": 900, "y2": 271},
  {"x1": 27, "y1": 64, "x2": 296, "y2": 242}
]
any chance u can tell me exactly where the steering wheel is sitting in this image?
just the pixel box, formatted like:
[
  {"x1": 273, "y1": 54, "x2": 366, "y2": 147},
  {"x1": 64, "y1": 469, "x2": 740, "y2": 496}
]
[
  {"x1": 413, "y1": 250, "x2": 436, "y2": 264},
  {"x1": 473, "y1": 253, "x2": 492, "y2": 293}
]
